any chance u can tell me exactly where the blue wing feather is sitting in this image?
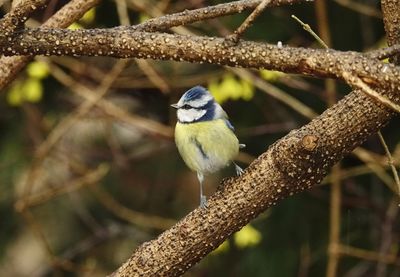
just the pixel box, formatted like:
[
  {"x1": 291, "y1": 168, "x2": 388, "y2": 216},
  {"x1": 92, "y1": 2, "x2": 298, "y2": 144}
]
[{"x1": 225, "y1": 120, "x2": 235, "y2": 131}]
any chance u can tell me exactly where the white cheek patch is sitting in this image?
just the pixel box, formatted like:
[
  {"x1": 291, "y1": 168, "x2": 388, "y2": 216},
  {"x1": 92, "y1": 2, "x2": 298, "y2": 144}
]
[{"x1": 178, "y1": 108, "x2": 206, "y2": 123}]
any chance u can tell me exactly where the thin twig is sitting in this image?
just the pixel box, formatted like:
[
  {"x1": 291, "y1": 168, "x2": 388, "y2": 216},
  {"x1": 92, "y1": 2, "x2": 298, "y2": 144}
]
[
  {"x1": 228, "y1": 0, "x2": 272, "y2": 43},
  {"x1": 342, "y1": 72, "x2": 400, "y2": 113},
  {"x1": 378, "y1": 132, "x2": 400, "y2": 198},
  {"x1": 90, "y1": 185, "x2": 176, "y2": 230},
  {"x1": 337, "y1": 244, "x2": 400, "y2": 266},
  {"x1": 131, "y1": 0, "x2": 306, "y2": 32},
  {"x1": 376, "y1": 198, "x2": 399, "y2": 276},
  {"x1": 333, "y1": 0, "x2": 382, "y2": 18},
  {"x1": 20, "y1": 59, "x2": 128, "y2": 198},
  {"x1": 35, "y1": 59, "x2": 128, "y2": 160},
  {"x1": 231, "y1": 68, "x2": 318, "y2": 118},
  {"x1": 47, "y1": 62, "x2": 174, "y2": 138},
  {"x1": 115, "y1": 0, "x2": 130, "y2": 26},
  {"x1": 135, "y1": 59, "x2": 171, "y2": 93},
  {"x1": 291, "y1": 15, "x2": 329, "y2": 48},
  {"x1": 353, "y1": 147, "x2": 398, "y2": 193},
  {"x1": 15, "y1": 165, "x2": 109, "y2": 209}
]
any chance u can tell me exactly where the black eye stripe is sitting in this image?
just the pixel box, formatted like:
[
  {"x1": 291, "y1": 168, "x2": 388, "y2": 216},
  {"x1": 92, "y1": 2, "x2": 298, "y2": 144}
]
[
  {"x1": 181, "y1": 104, "x2": 192, "y2": 109},
  {"x1": 180, "y1": 99, "x2": 214, "y2": 110},
  {"x1": 181, "y1": 104, "x2": 203, "y2": 110}
]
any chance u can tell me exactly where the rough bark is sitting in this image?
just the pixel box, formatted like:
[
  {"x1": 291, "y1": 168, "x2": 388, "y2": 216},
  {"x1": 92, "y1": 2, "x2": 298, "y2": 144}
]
[
  {"x1": 381, "y1": 0, "x2": 400, "y2": 64},
  {"x1": 1, "y1": 30, "x2": 400, "y2": 94}
]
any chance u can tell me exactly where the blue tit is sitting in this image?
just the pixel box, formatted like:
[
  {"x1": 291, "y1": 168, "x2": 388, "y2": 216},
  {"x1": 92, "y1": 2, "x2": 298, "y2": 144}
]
[{"x1": 171, "y1": 86, "x2": 244, "y2": 208}]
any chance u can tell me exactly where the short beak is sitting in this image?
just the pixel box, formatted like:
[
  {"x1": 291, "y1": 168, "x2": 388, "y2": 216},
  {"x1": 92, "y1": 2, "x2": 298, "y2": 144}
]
[{"x1": 170, "y1": 103, "x2": 179, "y2": 109}]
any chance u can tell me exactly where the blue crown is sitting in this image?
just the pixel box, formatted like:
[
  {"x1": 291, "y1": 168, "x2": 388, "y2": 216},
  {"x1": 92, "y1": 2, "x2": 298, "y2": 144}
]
[{"x1": 183, "y1": 86, "x2": 209, "y2": 101}]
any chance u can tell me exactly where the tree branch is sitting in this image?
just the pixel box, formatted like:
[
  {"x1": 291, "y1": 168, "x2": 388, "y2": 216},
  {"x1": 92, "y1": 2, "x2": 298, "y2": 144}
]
[
  {"x1": 130, "y1": 0, "x2": 306, "y2": 32},
  {"x1": 0, "y1": 0, "x2": 100, "y2": 90},
  {"x1": 1, "y1": 29, "x2": 400, "y2": 94},
  {"x1": 381, "y1": 0, "x2": 400, "y2": 64},
  {"x1": 0, "y1": 0, "x2": 48, "y2": 38}
]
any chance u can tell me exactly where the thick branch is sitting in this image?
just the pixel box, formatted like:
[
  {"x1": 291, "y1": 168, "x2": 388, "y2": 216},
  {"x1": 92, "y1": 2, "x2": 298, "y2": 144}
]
[
  {"x1": 381, "y1": 0, "x2": 400, "y2": 64},
  {"x1": 1, "y1": 29, "x2": 400, "y2": 93}
]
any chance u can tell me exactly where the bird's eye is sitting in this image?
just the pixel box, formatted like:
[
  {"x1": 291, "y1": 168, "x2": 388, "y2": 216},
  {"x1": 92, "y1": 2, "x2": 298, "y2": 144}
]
[{"x1": 182, "y1": 104, "x2": 192, "y2": 109}]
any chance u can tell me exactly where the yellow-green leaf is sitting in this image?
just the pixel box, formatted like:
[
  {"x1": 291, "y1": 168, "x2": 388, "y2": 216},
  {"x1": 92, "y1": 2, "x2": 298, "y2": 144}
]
[
  {"x1": 81, "y1": 8, "x2": 96, "y2": 24},
  {"x1": 209, "y1": 74, "x2": 241, "y2": 103},
  {"x1": 220, "y1": 74, "x2": 242, "y2": 100},
  {"x1": 22, "y1": 78, "x2": 43, "y2": 103},
  {"x1": 7, "y1": 81, "x2": 24, "y2": 106},
  {"x1": 376, "y1": 38, "x2": 388, "y2": 49},
  {"x1": 234, "y1": 224, "x2": 262, "y2": 249},
  {"x1": 139, "y1": 13, "x2": 151, "y2": 23},
  {"x1": 208, "y1": 74, "x2": 255, "y2": 103},
  {"x1": 260, "y1": 69, "x2": 283, "y2": 82},
  {"x1": 240, "y1": 79, "x2": 255, "y2": 101},
  {"x1": 27, "y1": 61, "x2": 49, "y2": 79},
  {"x1": 68, "y1": 22, "x2": 83, "y2": 30},
  {"x1": 208, "y1": 78, "x2": 226, "y2": 103},
  {"x1": 211, "y1": 240, "x2": 229, "y2": 255}
]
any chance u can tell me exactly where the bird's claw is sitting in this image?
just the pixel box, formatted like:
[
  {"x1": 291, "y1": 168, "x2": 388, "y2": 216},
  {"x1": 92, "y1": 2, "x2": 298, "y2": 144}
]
[
  {"x1": 200, "y1": 195, "x2": 208, "y2": 208},
  {"x1": 234, "y1": 163, "x2": 244, "y2": 176}
]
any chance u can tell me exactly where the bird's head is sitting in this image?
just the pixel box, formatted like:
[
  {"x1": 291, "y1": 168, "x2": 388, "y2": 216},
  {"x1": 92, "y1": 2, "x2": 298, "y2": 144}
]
[{"x1": 171, "y1": 86, "x2": 218, "y2": 123}]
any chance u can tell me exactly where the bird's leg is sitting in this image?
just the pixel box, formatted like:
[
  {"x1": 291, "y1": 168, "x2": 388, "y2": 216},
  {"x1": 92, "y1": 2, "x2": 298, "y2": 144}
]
[
  {"x1": 197, "y1": 172, "x2": 207, "y2": 208},
  {"x1": 233, "y1": 162, "x2": 244, "y2": 176}
]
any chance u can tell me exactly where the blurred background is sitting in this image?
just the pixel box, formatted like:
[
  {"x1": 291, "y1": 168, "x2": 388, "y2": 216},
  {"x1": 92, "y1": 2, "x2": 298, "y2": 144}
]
[{"x1": 0, "y1": 0, "x2": 399, "y2": 276}]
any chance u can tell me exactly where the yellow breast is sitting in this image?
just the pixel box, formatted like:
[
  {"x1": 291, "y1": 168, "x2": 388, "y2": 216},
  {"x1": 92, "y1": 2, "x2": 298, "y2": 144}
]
[{"x1": 174, "y1": 119, "x2": 239, "y2": 174}]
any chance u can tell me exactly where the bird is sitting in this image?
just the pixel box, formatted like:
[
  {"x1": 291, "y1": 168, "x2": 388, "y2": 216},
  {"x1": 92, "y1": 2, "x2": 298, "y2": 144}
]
[{"x1": 171, "y1": 85, "x2": 244, "y2": 208}]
